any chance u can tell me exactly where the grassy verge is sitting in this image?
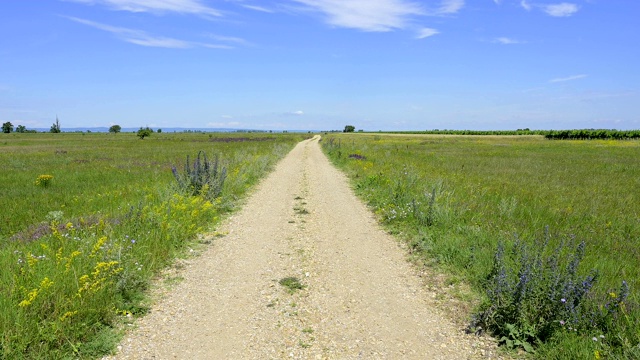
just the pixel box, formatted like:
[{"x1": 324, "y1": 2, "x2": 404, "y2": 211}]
[
  {"x1": 0, "y1": 132, "x2": 307, "y2": 359},
  {"x1": 321, "y1": 133, "x2": 640, "y2": 358}
]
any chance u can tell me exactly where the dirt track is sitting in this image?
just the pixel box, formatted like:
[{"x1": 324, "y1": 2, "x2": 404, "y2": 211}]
[{"x1": 106, "y1": 136, "x2": 496, "y2": 359}]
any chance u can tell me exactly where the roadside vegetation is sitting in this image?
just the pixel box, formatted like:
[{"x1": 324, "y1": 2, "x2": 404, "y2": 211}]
[
  {"x1": 0, "y1": 132, "x2": 306, "y2": 359},
  {"x1": 322, "y1": 133, "x2": 640, "y2": 358}
]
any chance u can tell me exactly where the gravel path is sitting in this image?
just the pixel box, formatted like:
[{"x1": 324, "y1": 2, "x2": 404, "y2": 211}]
[{"x1": 105, "y1": 136, "x2": 499, "y2": 359}]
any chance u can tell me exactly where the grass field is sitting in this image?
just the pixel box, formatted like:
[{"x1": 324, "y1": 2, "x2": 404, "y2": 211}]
[
  {"x1": 322, "y1": 133, "x2": 640, "y2": 358},
  {"x1": 0, "y1": 132, "x2": 306, "y2": 359}
]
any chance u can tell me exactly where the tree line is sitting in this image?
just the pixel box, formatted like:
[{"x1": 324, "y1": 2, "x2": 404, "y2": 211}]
[{"x1": 370, "y1": 128, "x2": 640, "y2": 140}]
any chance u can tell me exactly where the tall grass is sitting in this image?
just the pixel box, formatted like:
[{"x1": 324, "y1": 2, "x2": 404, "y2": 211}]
[
  {"x1": 322, "y1": 134, "x2": 640, "y2": 358},
  {"x1": 0, "y1": 132, "x2": 306, "y2": 359}
]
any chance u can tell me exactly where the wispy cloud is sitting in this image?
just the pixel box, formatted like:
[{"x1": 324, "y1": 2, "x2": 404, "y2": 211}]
[
  {"x1": 416, "y1": 27, "x2": 439, "y2": 39},
  {"x1": 207, "y1": 121, "x2": 241, "y2": 127},
  {"x1": 519, "y1": 1, "x2": 579, "y2": 16},
  {"x1": 550, "y1": 74, "x2": 588, "y2": 83},
  {"x1": 291, "y1": 0, "x2": 425, "y2": 32},
  {"x1": 543, "y1": 3, "x2": 579, "y2": 17},
  {"x1": 66, "y1": 0, "x2": 221, "y2": 17},
  {"x1": 436, "y1": 0, "x2": 465, "y2": 15},
  {"x1": 286, "y1": 110, "x2": 304, "y2": 116},
  {"x1": 207, "y1": 34, "x2": 250, "y2": 46},
  {"x1": 241, "y1": 4, "x2": 275, "y2": 13},
  {"x1": 66, "y1": 17, "x2": 232, "y2": 49},
  {"x1": 493, "y1": 37, "x2": 524, "y2": 44}
]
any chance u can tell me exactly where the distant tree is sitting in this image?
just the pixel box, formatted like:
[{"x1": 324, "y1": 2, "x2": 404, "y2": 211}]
[
  {"x1": 343, "y1": 125, "x2": 355, "y2": 133},
  {"x1": 2, "y1": 122, "x2": 13, "y2": 133},
  {"x1": 109, "y1": 125, "x2": 122, "y2": 133},
  {"x1": 50, "y1": 117, "x2": 61, "y2": 133},
  {"x1": 137, "y1": 127, "x2": 153, "y2": 139},
  {"x1": 157, "y1": 128, "x2": 162, "y2": 133},
  {"x1": 16, "y1": 125, "x2": 26, "y2": 133}
]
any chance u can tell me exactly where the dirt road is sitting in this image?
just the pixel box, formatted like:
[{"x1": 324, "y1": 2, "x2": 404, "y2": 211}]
[{"x1": 107, "y1": 136, "x2": 493, "y2": 359}]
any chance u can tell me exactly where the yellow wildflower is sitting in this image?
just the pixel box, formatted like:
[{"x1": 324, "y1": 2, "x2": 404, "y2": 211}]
[
  {"x1": 59, "y1": 310, "x2": 78, "y2": 322},
  {"x1": 40, "y1": 277, "x2": 54, "y2": 289},
  {"x1": 35, "y1": 174, "x2": 53, "y2": 187},
  {"x1": 90, "y1": 236, "x2": 108, "y2": 257},
  {"x1": 18, "y1": 288, "x2": 38, "y2": 307}
]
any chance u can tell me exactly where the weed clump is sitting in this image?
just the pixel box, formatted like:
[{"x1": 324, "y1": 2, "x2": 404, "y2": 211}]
[
  {"x1": 172, "y1": 151, "x2": 227, "y2": 200},
  {"x1": 472, "y1": 227, "x2": 636, "y2": 354},
  {"x1": 35, "y1": 174, "x2": 53, "y2": 187},
  {"x1": 279, "y1": 277, "x2": 305, "y2": 293}
]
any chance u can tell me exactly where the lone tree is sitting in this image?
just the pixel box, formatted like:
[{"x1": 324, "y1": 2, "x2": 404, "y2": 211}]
[
  {"x1": 109, "y1": 125, "x2": 122, "y2": 133},
  {"x1": 2, "y1": 122, "x2": 13, "y2": 133},
  {"x1": 343, "y1": 125, "x2": 355, "y2": 133},
  {"x1": 137, "y1": 127, "x2": 153, "y2": 139},
  {"x1": 16, "y1": 125, "x2": 26, "y2": 133},
  {"x1": 50, "y1": 117, "x2": 61, "y2": 133}
]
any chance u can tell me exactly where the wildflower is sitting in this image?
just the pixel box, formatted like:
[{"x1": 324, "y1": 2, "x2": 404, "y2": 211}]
[
  {"x1": 561, "y1": 298, "x2": 567, "y2": 303},
  {"x1": 559, "y1": 320, "x2": 565, "y2": 326},
  {"x1": 35, "y1": 174, "x2": 53, "y2": 187},
  {"x1": 59, "y1": 310, "x2": 78, "y2": 322},
  {"x1": 40, "y1": 277, "x2": 54, "y2": 289},
  {"x1": 592, "y1": 337, "x2": 598, "y2": 341},
  {"x1": 90, "y1": 236, "x2": 108, "y2": 257},
  {"x1": 19, "y1": 288, "x2": 38, "y2": 307}
]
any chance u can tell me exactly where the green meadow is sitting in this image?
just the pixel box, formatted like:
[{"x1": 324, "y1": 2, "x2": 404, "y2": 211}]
[
  {"x1": 0, "y1": 132, "x2": 305, "y2": 359},
  {"x1": 322, "y1": 134, "x2": 640, "y2": 358}
]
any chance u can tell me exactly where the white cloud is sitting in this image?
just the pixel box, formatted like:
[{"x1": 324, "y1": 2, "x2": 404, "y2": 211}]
[
  {"x1": 66, "y1": 17, "x2": 232, "y2": 49},
  {"x1": 291, "y1": 0, "x2": 425, "y2": 32},
  {"x1": 241, "y1": 4, "x2": 275, "y2": 13},
  {"x1": 66, "y1": 0, "x2": 221, "y2": 17},
  {"x1": 127, "y1": 36, "x2": 191, "y2": 48},
  {"x1": 416, "y1": 27, "x2": 439, "y2": 39},
  {"x1": 290, "y1": 110, "x2": 304, "y2": 115},
  {"x1": 207, "y1": 34, "x2": 249, "y2": 45},
  {"x1": 494, "y1": 37, "x2": 523, "y2": 44},
  {"x1": 550, "y1": 74, "x2": 588, "y2": 83},
  {"x1": 520, "y1": 0, "x2": 532, "y2": 11},
  {"x1": 66, "y1": 17, "x2": 191, "y2": 48},
  {"x1": 207, "y1": 121, "x2": 241, "y2": 127},
  {"x1": 543, "y1": 3, "x2": 579, "y2": 17},
  {"x1": 437, "y1": 0, "x2": 464, "y2": 14},
  {"x1": 202, "y1": 44, "x2": 235, "y2": 49}
]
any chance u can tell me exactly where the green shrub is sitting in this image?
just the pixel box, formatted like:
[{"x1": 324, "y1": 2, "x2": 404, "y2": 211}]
[
  {"x1": 471, "y1": 228, "x2": 600, "y2": 351},
  {"x1": 171, "y1": 151, "x2": 227, "y2": 200}
]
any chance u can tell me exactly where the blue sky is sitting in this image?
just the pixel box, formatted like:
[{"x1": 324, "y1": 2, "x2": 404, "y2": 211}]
[{"x1": 1, "y1": 0, "x2": 638, "y2": 131}]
